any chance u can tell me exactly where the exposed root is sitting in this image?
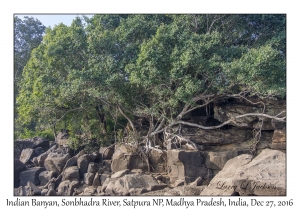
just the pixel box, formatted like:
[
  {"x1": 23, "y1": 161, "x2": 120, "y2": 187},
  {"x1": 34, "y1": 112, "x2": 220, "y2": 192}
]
[{"x1": 163, "y1": 130, "x2": 198, "y2": 151}]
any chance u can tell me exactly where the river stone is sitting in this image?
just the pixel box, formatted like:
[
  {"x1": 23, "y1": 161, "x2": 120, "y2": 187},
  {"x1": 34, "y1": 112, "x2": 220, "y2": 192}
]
[
  {"x1": 201, "y1": 149, "x2": 286, "y2": 196},
  {"x1": 19, "y1": 167, "x2": 46, "y2": 186}
]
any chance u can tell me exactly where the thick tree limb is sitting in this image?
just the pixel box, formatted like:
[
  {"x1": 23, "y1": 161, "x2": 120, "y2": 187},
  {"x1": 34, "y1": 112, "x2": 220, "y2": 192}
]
[{"x1": 176, "y1": 112, "x2": 285, "y2": 130}]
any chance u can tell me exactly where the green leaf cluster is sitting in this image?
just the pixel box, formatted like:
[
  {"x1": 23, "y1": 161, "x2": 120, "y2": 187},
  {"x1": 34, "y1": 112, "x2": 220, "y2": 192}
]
[{"x1": 15, "y1": 14, "x2": 286, "y2": 145}]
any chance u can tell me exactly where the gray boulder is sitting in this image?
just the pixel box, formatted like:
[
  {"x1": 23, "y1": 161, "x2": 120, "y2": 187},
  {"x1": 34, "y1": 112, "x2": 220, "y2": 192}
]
[
  {"x1": 19, "y1": 167, "x2": 45, "y2": 186},
  {"x1": 14, "y1": 159, "x2": 26, "y2": 179},
  {"x1": 14, "y1": 181, "x2": 42, "y2": 196},
  {"x1": 99, "y1": 146, "x2": 114, "y2": 160},
  {"x1": 164, "y1": 185, "x2": 206, "y2": 196},
  {"x1": 57, "y1": 180, "x2": 80, "y2": 196},
  {"x1": 104, "y1": 174, "x2": 164, "y2": 196},
  {"x1": 167, "y1": 150, "x2": 207, "y2": 184},
  {"x1": 62, "y1": 166, "x2": 80, "y2": 181},
  {"x1": 14, "y1": 137, "x2": 49, "y2": 159},
  {"x1": 39, "y1": 171, "x2": 56, "y2": 186},
  {"x1": 84, "y1": 173, "x2": 95, "y2": 185},
  {"x1": 44, "y1": 152, "x2": 70, "y2": 173},
  {"x1": 201, "y1": 149, "x2": 286, "y2": 196},
  {"x1": 77, "y1": 154, "x2": 91, "y2": 178}
]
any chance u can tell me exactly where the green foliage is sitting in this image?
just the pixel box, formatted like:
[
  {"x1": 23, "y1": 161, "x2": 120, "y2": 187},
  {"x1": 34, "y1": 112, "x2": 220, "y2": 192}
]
[
  {"x1": 16, "y1": 14, "x2": 286, "y2": 143},
  {"x1": 16, "y1": 128, "x2": 54, "y2": 141}
]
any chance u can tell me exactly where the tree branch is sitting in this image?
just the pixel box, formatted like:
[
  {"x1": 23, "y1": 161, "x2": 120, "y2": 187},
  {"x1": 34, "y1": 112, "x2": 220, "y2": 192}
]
[{"x1": 176, "y1": 112, "x2": 285, "y2": 130}]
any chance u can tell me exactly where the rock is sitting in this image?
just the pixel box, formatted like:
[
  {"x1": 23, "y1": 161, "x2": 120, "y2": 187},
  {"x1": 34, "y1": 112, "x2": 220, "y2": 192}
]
[
  {"x1": 54, "y1": 174, "x2": 63, "y2": 188},
  {"x1": 62, "y1": 166, "x2": 80, "y2": 181},
  {"x1": 77, "y1": 154, "x2": 91, "y2": 178},
  {"x1": 84, "y1": 173, "x2": 95, "y2": 185},
  {"x1": 62, "y1": 156, "x2": 78, "y2": 170},
  {"x1": 164, "y1": 185, "x2": 206, "y2": 196},
  {"x1": 141, "y1": 187, "x2": 172, "y2": 196},
  {"x1": 149, "y1": 149, "x2": 167, "y2": 173},
  {"x1": 26, "y1": 181, "x2": 41, "y2": 195},
  {"x1": 129, "y1": 188, "x2": 148, "y2": 196},
  {"x1": 44, "y1": 153, "x2": 70, "y2": 173},
  {"x1": 41, "y1": 189, "x2": 48, "y2": 196},
  {"x1": 100, "y1": 173, "x2": 110, "y2": 185},
  {"x1": 271, "y1": 128, "x2": 286, "y2": 150},
  {"x1": 87, "y1": 162, "x2": 98, "y2": 173},
  {"x1": 92, "y1": 172, "x2": 101, "y2": 187},
  {"x1": 14, "y1": 137, "x2": 49, "y2": 159},
  {"x1": 174, "y1": 179, "x2": 185, "y2": 187},
  {"x1": 46, "y1": 189, "x2": 57, "y2": 196},
  {"x1": 82, "y1": 186, "x2": 96, "y2": 196},
  {"x1": 33, "y1": 147, "x2": 45, "y2": 157},
  {"x1": 57, "y1": 180, "x2": 80, "y2": 196},
  {"x1": 75, "y1": 150, "x2": 85, "y2": 158},
  {"x1": 99, "y1": 146, "x2": 114, "y2": 160},
  {"x1": 182, "y1": 127, "x2": 252, "y2": 146},
  {"x1": 19, "y1": 148, "x2": 34, "y2": 164},
  {"x1": 102, "y1": 160, "x2": 112, "y2": 172},
  {"x1": 111, "y1": 169, "x2": 129, "y2": 179},
  {"x1": 167, "y1": 150, "x2": 207, "y2": 184},
  {"x1": 200, "y1": 149, "x2": 286, "y2": 196},
  {"x1": 104, "y1": 174, "x2": 162, "y2": 196},
  {"x1": 14, "y1": 159, "x2": 26, "y2": 179},
  {"x1": 203, "y1": 151, "x2": 238, "y2": 170},
  {"x1": 56, "y1": 131, "x2": 69, "y2": 146},
  {"x1": 48, "y1": 182, "x2": 56, "y2": 190},
  {"x1": 14, "y1": 181, "x2": 42, "y2": 196},
  {"x1": 189, "y1": 177, "x2": 203, "y2": 186},
  {"x1": 32, "y1": 152, "x2": 49, "y2": 167},
  {"x1": 111, "y1": 144, "x2": 147, "y2": 173},
  {"x1": 39, "y1": 171, "x2": 56, "y2": 186},
  {"x1": 214, "y1": 101, "x2": 286, "y2": 130},
  {"x1": 89, "y1": 152, "x2": 100, "y2": 162},
  {"x1": 19, "y1": 167, "x2": 45, "y2": 186},
  {"x1": 96, "y1": 186, "x2": 102, "y2": 195},
  {"x1": 131, "y1": 169, "x2": 143, "y2": 174},
  {"x1": 57, "y1": 181, "x2": 70, "y2": 195}
]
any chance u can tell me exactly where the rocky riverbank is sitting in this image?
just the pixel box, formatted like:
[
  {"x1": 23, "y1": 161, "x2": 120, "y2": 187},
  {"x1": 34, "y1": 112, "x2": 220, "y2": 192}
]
[{"x1": 14, "y1": 97, "x2": 286, "y2": 196}]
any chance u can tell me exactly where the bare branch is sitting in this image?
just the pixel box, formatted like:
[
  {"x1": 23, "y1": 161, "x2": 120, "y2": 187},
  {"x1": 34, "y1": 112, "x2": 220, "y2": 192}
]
[{"x1": 176, "y1": 112, "x2": 285, "y2": 130}]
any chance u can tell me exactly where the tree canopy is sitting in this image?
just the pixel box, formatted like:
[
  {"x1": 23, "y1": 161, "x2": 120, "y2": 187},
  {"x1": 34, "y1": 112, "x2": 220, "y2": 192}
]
[{"x1": 15, "y1": 14, "x2": 286, "y2": 150}]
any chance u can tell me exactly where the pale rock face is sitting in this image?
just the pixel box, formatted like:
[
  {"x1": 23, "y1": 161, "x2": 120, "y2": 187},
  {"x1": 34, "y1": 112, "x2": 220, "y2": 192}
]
[{"x1": 201, "y1": 149, "x2": 286, "y2": 196}]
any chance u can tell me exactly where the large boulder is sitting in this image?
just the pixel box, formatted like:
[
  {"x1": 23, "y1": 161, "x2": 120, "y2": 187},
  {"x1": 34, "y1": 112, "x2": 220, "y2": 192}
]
[
  {"x1": 164, "y1": 185, "x2": 206, "y2": 196},
  {"x1": 14, "y1": 159, "x2": 27, "y2": 188},
  {"x1": 111, "y1": 143, "x2": 148, "y2": 173},
  {"x1": 149, "y1": 149, "x2": 167, "y2": 173},
  {"x1": 203, "y1": 150, "x2": 238, "y2": 170},
  {"x1": 14, "y1": 159, "x2": 26, "y2": 179},
  {"x1": 62, "y1": 156, "x2": 78, "y2": 170},
  {"x1": 14, "y1": 137, "x2": 49, "y2": 159},
  {"x1": 32, "y1": 152, "x2": 49, "y2": 167},
  {"x1": 56, "y1": 131, "x2": 70, "y2": 146},
  {"x1": 167, "y1": 150, "x2": 208, "y2": 184},
  {"x1": 19, "y1": 147, "x2": 45, "y2": 164},
  {"x1": 271, "y1": 128, "x2": 286, "y2": 150},
  {"x1": 84, "y1": 173, "x2": 95, "y2": 185},
  {"x1": 77, "y1": 154, "x2": 91, "y2": 178},
  {"x1": 200, "y1": 149, "x2": 286, "y2": 196},
  {"x1": 44, "y1": 152, "x2": 70, "y2": 173},
  {"x1": 104, "y1": 174, "x2": 166, "y2": 196},
  {"x1": 62, "y1": 166, "x2": 80, "y2": 182},
  {"x1": 182, "y1": 127, "x2": 252, "y2": 146},
  {"x1": 213, "y1": 98, "x2": 286, "y2": 130},
  {"x1": 19, "y1": 167, "x2": 45, "y2": 186},
  {"x1": 99, "y1": 146, "x2": 114, "y2": 160},
  {"x1": 14, "y1": 181, "x2": 42, "y2": 196},
  {"x1": 57, "y1": 180, "x2": 80, "y2": 196},
  {"x1": 39, "y1": 171, "x2": 56, "y2": 186},
  {"x1": 87, "y1": 162, "x2": 98, "y2": 174}
]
